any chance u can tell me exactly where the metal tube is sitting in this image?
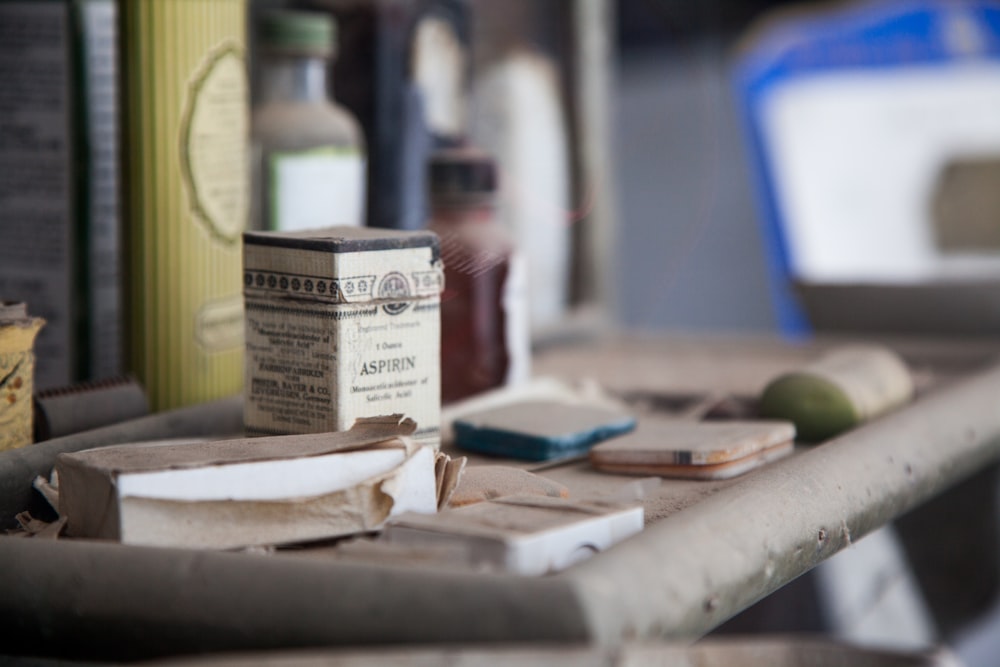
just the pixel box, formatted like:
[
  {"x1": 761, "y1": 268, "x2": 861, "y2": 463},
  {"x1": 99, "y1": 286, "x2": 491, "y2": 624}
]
[
  {"x1": 0, "y1": 396, "x2": 243, "y2": 528},
  {"x1": 0, "y1": 539, "x2": 589, "y2": 661}
]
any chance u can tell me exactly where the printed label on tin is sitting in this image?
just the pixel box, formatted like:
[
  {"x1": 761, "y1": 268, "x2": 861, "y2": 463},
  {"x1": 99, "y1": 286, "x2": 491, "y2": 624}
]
[
  {"x1": 244, "y1": 244, "x2": 442, "y2": 445},
  {"x1": 181, "y1": 42, "x2": 249, "y2": 244},
  {"x1": 195, "y1": 294, "x2": 244, "y2": 352},
  {"x1": 244, "y1": 305, "x2": 340, "y2": 432}
]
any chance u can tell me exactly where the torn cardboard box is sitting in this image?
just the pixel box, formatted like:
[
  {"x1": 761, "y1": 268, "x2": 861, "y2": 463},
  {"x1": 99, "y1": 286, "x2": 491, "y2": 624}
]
[
  {"x1": 384, "y1": 495, "x2": 643, "y2": 575},
  {"x1": 55, "y1": 415, "x2": 464, "y2": 550}
]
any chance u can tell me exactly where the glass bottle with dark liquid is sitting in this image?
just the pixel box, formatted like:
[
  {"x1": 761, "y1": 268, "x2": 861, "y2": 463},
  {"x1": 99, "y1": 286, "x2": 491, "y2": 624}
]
[{"x1": 428, "y1": 148, "x2": 526, "y2": 404}]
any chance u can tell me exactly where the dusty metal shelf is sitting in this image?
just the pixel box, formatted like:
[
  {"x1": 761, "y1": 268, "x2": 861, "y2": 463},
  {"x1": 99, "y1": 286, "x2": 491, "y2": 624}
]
[{"x1": 2, "y1": 337, "x2": 999, "y2": 661}]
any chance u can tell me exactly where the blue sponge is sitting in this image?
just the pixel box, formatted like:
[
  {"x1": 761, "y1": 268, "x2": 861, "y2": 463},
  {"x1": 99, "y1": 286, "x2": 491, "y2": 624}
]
[{"x1": 453, "y1": 401, "x2": 637, "y2": 461}]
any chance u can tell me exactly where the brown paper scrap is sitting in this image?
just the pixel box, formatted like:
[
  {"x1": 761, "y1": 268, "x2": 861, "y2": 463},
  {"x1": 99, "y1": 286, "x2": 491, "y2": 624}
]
[
  {"x1": 33, "y1": 473, "x2": 60, "y2": 512},
  {"x1": 448, "y1": 466, "x2": 569, "y2": 507},
  {"x1": 13, "y1": 512, "x2": 66, "y2": 539},
  {"x1": 436, "y1": 453, "x2": 466, "y2": 510}
]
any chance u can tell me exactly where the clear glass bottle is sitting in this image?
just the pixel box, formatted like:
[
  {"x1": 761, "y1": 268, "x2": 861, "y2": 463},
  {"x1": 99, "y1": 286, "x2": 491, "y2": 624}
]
[
  {"x1": 252, "y1": 11, "x2": 366, "y2": 231},
  {"x1": 428, "y1": 148, "x2": 530, "y2": 404}
]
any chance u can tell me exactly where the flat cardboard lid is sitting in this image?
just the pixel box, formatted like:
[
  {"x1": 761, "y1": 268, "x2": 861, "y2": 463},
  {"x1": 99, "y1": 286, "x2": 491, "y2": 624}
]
[
  {"x1": 389, "y1": 495, "x2": 634, "y2": 540},
  {"x1": 589, "y1": 418, "x2": 795, "y2": 466},
  {"x1": 56, "y1": 415, "x2": 416, "y2": 475},
  {"x1": 454, "y1": 401, "x2": 636, "y2": 440}
]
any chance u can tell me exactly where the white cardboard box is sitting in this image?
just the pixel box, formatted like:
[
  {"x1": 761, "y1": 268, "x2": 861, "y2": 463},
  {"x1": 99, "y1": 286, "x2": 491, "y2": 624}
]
[{"x1": 55, "y1": 417, "x2": 448, "y2": 550}]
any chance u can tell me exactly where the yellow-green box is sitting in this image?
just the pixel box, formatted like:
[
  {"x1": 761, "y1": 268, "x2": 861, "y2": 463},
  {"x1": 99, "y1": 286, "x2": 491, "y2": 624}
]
[{"x1": 120, "y1": 0, "x2": 249, "y2": 410}]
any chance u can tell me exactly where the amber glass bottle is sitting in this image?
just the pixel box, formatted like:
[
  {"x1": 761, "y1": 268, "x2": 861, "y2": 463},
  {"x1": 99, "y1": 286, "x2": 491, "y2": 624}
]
[{"x1": 428, "y1": 148, "x2": 527, "y2": 404}]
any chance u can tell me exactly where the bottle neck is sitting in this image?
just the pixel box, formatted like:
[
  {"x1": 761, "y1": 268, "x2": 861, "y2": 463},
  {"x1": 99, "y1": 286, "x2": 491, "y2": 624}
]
[{"x1": 260, "y1": 56, "x2": 330, "y2": 104}]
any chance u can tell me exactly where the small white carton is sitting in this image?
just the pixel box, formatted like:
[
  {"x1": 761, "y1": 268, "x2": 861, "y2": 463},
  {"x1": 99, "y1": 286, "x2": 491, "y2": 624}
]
[{"x1": 384, "y1": 495, "x2": 644, "y2": 575}]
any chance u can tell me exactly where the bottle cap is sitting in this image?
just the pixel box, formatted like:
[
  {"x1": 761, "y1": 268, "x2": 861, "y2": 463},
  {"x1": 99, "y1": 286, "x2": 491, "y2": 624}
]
[
  {"x1": 429, "y1": 148, "x2": 498, "y2": 199},
  {"x1": 260, "y1": 11, "x2": 335, "y2": 58}
]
